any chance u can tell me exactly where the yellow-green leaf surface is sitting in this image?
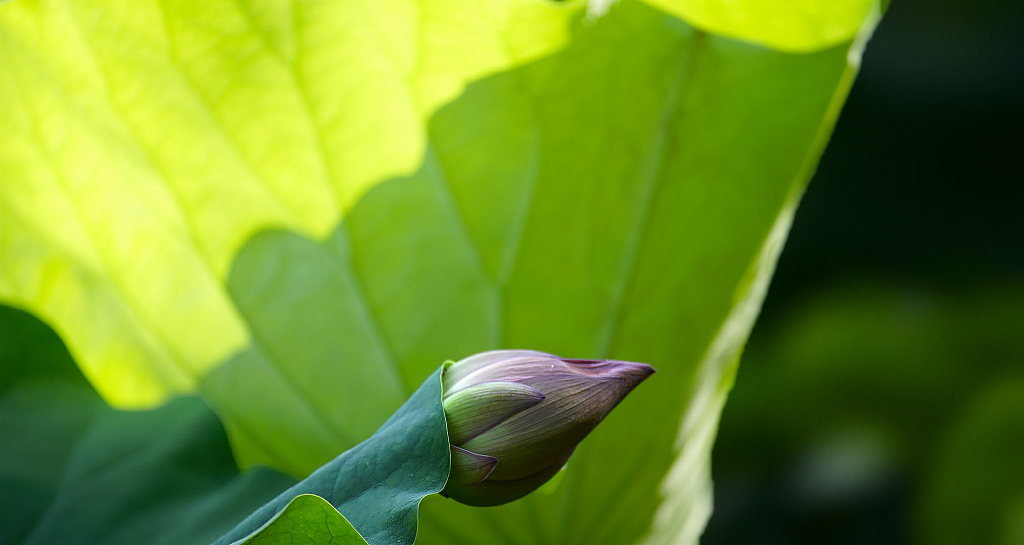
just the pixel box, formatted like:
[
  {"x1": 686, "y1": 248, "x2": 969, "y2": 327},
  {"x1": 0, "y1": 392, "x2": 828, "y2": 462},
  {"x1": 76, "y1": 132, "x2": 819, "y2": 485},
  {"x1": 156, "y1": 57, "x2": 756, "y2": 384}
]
[
  {"x1": 0, "y1": 0, "x2": 881, "y2": 544},
  {"x1": 0, "y1": 0, "x2": 571, "y2": 407},
  {"x1": 620, "y1": 0, "x2": 876, "y2": 52}
]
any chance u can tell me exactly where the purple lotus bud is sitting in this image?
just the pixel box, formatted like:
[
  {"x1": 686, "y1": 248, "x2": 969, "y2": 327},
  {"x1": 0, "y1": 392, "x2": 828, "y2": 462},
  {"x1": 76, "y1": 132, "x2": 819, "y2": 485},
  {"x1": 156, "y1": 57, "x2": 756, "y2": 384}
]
[{"x1": 439, "y1": 349, "x2": 655, "y2": 506}]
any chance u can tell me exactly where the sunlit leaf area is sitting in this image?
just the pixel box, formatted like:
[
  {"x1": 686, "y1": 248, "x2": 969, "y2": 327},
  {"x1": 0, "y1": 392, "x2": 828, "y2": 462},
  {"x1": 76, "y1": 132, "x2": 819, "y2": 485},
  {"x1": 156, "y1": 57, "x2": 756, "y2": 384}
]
[{"x1": 1, "y1": 0, "x2": 1020, "y2": 544}]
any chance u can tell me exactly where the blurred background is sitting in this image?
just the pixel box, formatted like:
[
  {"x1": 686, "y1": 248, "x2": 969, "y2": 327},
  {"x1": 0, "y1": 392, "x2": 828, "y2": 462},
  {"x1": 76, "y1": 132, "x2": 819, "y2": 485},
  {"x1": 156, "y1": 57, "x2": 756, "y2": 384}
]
[{"x1": 704, "y1": 0, "x2": 1024, "y2": 544}]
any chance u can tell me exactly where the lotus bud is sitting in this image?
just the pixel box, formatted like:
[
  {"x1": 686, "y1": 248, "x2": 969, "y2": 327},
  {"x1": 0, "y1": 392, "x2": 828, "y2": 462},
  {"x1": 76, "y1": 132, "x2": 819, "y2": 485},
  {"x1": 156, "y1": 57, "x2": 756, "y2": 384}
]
[{"x1": 439, "y1": 349, "x2": 655, "y2": 506}]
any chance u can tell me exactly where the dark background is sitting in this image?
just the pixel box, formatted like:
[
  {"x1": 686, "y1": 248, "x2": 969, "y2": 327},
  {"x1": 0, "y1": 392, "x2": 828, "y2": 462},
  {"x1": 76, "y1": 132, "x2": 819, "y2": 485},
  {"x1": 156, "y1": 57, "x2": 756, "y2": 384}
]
[{"x1": 705, "y1": 0, "x2": 1024, "y2": 544}]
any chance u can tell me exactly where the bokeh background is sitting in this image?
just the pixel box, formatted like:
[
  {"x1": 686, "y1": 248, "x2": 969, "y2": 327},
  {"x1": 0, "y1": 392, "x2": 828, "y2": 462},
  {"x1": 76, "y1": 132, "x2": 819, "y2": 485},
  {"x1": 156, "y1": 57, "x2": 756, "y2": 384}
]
[{"x1": 704, "y1": 0, "x2": 1024, "y2": 544}]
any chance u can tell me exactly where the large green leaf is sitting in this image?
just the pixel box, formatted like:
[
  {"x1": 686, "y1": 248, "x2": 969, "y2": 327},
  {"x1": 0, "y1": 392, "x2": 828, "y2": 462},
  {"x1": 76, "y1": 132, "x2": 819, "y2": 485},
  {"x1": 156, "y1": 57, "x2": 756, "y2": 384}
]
[
  {"x1": 0, "y1": 305, "x2": 295, "y2": 545},
  {"x1": 0, "y1": 0, "x2": 881, "y2": 544}
]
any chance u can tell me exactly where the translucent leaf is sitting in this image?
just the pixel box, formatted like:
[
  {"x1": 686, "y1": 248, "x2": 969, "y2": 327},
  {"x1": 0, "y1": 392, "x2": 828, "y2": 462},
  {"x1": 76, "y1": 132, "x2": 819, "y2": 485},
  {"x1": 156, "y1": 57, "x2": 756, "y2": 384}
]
[
  {"x1": 611, "y1": 0, "x2": 878, "y2": 52},
  {"x1": 0, "y1": 0, "x2": 571, "y2": 407}
]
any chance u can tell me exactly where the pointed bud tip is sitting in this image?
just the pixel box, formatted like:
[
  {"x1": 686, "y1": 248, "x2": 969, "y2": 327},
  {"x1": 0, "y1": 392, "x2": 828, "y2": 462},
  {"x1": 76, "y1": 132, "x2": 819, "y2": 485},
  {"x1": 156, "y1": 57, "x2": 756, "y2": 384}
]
[
  {"x1": 615, "y1": 360, "x2": 656, "y2": 391},
  {"x1": 563, "y1": 358, "x2": 655, "y2": 392}
]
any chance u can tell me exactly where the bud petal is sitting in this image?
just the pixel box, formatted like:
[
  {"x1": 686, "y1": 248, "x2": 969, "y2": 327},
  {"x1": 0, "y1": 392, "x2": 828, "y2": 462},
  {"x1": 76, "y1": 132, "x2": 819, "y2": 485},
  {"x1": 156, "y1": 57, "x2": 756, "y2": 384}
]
[
  {"x1": 443, "y1": 349, "x2": 555, "y2": 393},
  {"x1": 462, "y1": 375, "x2": 629, "y2": 480},
  {"x1": 442, "y1": 381, "x2": 545, "y2": 444},
  {"x1": 447, "y1": 446, "x2": 498, "y2": 487},
  {"x1": 443, "y1": 450, "x2": 573, "y2": 507}
]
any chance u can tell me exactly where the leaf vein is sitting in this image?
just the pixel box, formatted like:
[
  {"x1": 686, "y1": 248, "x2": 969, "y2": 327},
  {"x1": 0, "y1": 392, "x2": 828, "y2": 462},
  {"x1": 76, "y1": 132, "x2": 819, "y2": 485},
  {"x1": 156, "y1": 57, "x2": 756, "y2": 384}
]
[
  {"x1": 0, "y1": 48, "x2": 192, "y2": 390},
  {"x1": 594, "y1": 31, "x2": 709, "y2": 359},
  {"x1": 425, "y1": 146, "x2": 502, "y2": 347}
]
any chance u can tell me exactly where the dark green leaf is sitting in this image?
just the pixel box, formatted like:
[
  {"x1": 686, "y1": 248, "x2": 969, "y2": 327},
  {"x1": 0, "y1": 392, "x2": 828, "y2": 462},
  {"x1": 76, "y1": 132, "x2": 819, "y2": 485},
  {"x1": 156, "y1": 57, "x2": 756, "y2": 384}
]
[
  {"x1": 212, "y1": 366, "x2": 449, "y2": 545},
  {"x1": 0, "y1": 303, "x2": 449, "y2": 545},
  {"x1": 0, "y1": 305, "x2": 295, "y2": 545}
]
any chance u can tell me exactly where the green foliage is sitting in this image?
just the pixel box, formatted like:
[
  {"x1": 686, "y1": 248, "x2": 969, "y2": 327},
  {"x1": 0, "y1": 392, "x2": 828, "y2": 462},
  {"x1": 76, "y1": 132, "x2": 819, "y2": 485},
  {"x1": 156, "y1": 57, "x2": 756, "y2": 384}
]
[{"x1": 0, "y1": 0, "x2": 881, "y2": 544}]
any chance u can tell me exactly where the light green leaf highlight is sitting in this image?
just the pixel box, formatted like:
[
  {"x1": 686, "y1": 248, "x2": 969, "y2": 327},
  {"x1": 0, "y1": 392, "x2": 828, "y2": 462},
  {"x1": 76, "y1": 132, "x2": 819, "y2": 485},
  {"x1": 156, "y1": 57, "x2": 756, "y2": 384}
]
[
  {"x1": 616, "y1": 0, "x2": 877, "y2": 52},
  {"x1": 0, "y1": 0, "x2": 572, "y2": 408},
  {"x1": 233, "y1": 494, "x2": 367, "y2": 545}
]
